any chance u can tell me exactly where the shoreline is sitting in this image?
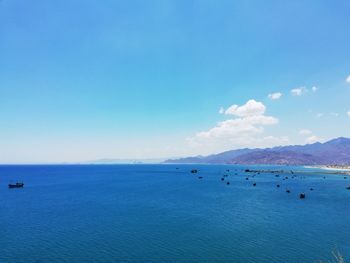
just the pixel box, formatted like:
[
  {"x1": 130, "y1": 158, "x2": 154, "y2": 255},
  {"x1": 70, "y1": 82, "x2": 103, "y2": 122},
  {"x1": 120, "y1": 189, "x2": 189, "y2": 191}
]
[{"x1": 306, "y1": 165, "x2": 350, "y2": 172}]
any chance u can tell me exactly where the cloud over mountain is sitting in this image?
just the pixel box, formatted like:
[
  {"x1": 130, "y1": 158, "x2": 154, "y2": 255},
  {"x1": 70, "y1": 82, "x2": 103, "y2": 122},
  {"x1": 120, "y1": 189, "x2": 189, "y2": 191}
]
[{"x1": 187, "y1": 100, "x2": 282, "y2": 152}]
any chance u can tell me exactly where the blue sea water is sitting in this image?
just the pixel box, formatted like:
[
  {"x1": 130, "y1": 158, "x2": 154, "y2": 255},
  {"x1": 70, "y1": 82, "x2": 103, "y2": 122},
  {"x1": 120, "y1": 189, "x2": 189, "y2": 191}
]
[{"x1": 0, "y1": 164, "x2": 349, "y2": 263}]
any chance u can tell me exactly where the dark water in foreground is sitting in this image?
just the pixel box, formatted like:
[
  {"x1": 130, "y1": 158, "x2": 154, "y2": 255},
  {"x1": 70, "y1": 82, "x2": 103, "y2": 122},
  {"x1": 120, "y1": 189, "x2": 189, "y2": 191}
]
[{"x1": 0, "y1": 164, "x2": 349, "y2": 263}]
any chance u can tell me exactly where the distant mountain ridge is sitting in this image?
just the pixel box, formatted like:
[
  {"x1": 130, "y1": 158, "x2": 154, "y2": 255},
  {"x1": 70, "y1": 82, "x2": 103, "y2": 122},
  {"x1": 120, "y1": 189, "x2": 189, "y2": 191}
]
[{"x1": 164, "y1": 137, "x2": 350, "y2": 165}]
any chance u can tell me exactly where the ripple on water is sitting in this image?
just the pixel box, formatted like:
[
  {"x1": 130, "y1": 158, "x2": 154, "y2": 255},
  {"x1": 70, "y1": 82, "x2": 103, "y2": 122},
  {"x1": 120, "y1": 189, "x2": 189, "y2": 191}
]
[{"x1": 0, "y1": 165, "x2": 349, "y2": 263}]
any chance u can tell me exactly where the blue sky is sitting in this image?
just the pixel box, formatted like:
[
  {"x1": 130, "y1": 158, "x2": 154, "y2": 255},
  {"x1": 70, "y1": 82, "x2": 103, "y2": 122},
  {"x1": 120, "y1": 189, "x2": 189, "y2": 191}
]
[{"x1": 1, "y1": 0, "x2": 350, "y2": 163}]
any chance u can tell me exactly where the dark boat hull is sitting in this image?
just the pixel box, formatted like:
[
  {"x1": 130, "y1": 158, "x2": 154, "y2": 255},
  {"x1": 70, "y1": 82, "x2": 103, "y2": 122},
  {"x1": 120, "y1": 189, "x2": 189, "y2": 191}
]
[{"x1": 8, "y1": 183, "x2": 24, "y2": 188}]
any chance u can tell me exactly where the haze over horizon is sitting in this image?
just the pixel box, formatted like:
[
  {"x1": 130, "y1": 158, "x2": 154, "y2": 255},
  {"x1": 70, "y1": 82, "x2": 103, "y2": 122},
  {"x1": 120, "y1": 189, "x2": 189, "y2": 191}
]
[{"x1": 1, "y1": 0, "x2": 350, "y2": 163}]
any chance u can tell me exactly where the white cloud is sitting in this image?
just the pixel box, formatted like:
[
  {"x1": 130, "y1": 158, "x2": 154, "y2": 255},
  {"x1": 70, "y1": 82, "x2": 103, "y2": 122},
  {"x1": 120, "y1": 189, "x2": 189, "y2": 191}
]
[
  {"x1": 194, "y1": 115, "x2": 278, "y2": 140},
  {"x1": 299, "y1": 128, "x2": 322, "y2": 144},
  {"x1": 311, "y1": 86, "x2": 318, "y2": 92},
  {"x1": 299, "y1": 129, "x2": 312, "y2": 136},
  {"x1": 268, "y1": 92, "x2": 282, "y2": 100},
  {"x1": 219, "y1": 107, "x2": 225, "y2": 114},
  {"x1": 305, "y1": 135, "x2": 321, "y2": 144},
  {"x1": 316, "y1": 113, "x2": 323, "y2": 118},
  {"x1": 188, "y1": 100, "x2": 285, "y2": 152},
  {"x1": 346, "y1": 75, "x2": 350, "y2": 83},
  {"x1": 347, "y1": 111, "x2": 350, "y2": 117},
  {"x1": 291, "y1": 87, "x2": 307, "y2": 96},
  {"x1": 225, "y1": 99, "x2": 266, "y2": 117},
  {"x1": 262, "y1": 136, "x2": 289, "y2": 144}
]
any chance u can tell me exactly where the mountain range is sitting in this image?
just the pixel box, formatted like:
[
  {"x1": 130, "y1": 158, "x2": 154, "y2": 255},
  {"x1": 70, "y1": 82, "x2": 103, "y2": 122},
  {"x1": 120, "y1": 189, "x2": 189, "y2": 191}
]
[{"x1": 164, "y1": 137, "x2": 350, "y2": 165}]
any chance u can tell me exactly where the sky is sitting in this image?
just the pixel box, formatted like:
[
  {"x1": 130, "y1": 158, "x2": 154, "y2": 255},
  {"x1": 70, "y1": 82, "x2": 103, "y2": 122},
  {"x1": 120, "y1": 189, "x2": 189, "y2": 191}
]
[{"x1": 1, "y1": 0, "x2": 350, "y2": 163}]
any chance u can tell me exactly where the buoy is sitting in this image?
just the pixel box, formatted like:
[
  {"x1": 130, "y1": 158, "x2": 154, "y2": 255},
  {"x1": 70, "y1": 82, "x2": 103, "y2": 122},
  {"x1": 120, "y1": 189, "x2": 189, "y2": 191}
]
[{"x1": 299, "y1": 193, "x2": 306, "y2": 199}]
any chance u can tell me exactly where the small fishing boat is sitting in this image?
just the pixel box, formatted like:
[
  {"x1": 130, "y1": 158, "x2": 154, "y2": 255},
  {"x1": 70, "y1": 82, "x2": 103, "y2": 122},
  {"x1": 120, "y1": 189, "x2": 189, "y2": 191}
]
[{"x1": 8, "y1": 182, "x2": 24, "y2": 188}]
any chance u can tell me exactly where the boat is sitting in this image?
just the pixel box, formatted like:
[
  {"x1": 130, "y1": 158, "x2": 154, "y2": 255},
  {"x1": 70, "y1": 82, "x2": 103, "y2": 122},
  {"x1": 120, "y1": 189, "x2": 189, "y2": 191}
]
[{"x1": 8, "y1": 182, "x2": 24, "y2": 188}]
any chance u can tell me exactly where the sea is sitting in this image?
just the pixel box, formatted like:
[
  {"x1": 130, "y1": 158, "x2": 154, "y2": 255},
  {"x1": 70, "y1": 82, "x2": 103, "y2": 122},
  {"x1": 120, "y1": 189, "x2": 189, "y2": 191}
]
[{"x1": 0, "y1": 164, "x2": 349, "y2": 263}]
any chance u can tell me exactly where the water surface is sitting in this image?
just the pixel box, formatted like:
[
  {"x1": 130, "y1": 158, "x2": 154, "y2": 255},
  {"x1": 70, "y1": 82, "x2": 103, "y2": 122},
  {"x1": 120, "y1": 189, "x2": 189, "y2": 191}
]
[{"x1": 0, "y1": 165, "x2": 349, "y2": 262}]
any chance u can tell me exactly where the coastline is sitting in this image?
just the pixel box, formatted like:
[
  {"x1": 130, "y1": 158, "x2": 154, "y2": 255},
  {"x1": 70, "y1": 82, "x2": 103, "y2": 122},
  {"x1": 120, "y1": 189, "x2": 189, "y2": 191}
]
[{"x1": 305, "y1": 165, "x2": 350, "y2": 172}]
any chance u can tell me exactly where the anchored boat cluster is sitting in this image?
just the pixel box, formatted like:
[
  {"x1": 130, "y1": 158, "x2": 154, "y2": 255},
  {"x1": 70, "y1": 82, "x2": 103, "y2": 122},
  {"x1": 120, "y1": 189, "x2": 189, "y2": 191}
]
[{"x1": 182, "y1": 167, "x2": 350, "y2": 200}]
